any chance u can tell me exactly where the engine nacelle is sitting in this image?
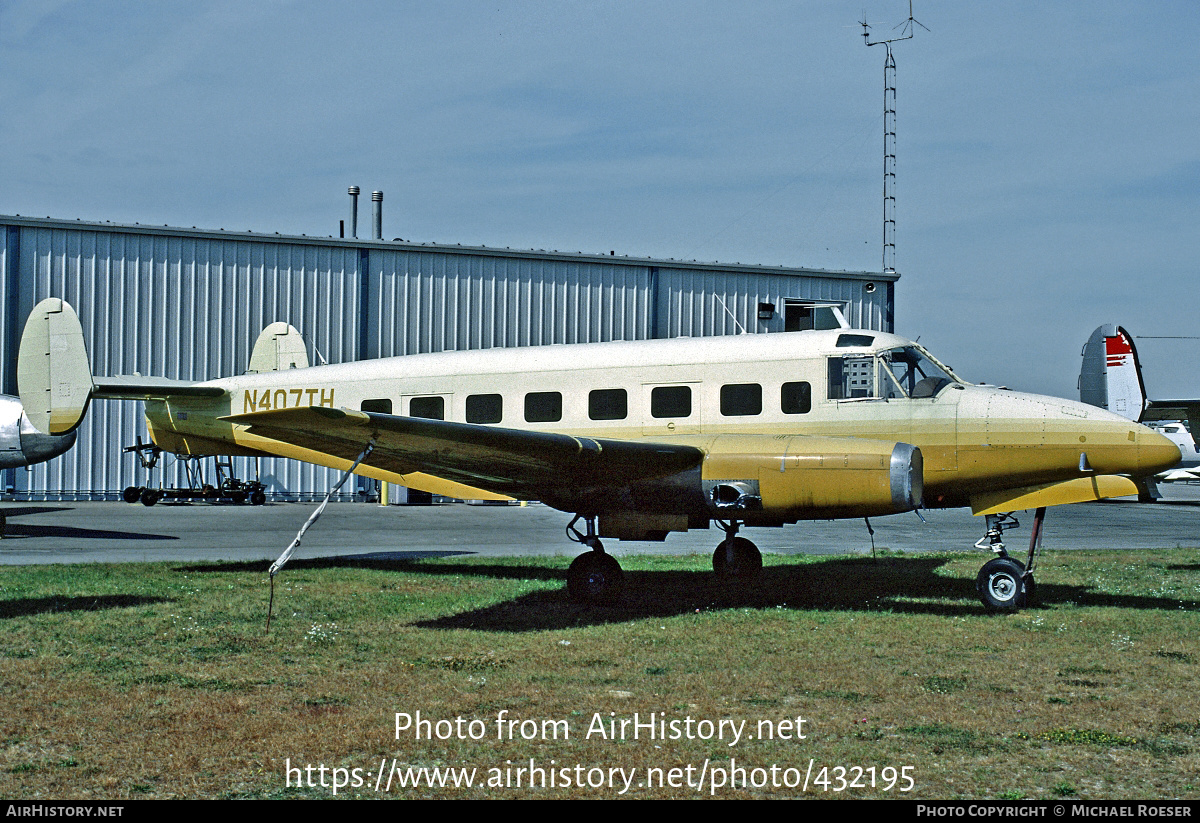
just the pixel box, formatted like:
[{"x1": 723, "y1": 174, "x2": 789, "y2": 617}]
[
  {"x1": 700, "y1": 434, "x2": 923, "y2": 520},
  {"x1": 0, "y1": 395, "x2": 78, "y2": 469},
  {"x1": 596, "y1": 433, "x2": 922, "y2": 540}
]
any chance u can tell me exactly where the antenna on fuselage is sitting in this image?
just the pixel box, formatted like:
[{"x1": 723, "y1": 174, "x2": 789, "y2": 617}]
[{"x1": 861, "y1": 1, "x2": 927, "y2": 277}]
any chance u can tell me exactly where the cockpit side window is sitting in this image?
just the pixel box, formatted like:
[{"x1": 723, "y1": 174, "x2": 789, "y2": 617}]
[
  {"x1": 828, "y1": 344, "x2": 959, "y2": 401},
  {"x1": 877, "y1": 362, "x2": 906, "y2": 400},
  {"x1": 879, "y1": 346, "x2": 957, "y2": 398}
]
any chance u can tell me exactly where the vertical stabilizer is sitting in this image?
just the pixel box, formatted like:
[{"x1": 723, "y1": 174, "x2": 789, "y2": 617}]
[
  {"x1": 246, "y1": 323, "x2": 309, "y2": 374},
  {"x1": 17, "y1": 298, "x2": 95, "y2": 435},
  {"x1": 1079, "y1": 324, "x2": 1146, "y2": 421}
]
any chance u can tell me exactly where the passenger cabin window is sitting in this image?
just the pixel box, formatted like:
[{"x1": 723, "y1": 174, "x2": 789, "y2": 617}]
[
  {"x1": 466, "y1": 393, "x2": 502, "y2": 424},
  {"x1": 828, "y1": 356, "x2": 876, "y2": 399},
  {"x1": 650, "y1": 386, "x2": 691, "y2": 418},
  {"x1": 781, "y1": 381, "x2": 811, "y2": 414},
  {"x1": 409, "y1": 396, "x2": 444, "y2": 420},
  {"x1": 589, "y1": 389, "x2": 627, "y2": 420},
  {"x1": 720, "y1": 383, "x2": 761, "y2": 417},
  {"x1": 525, "y1": 391, "x2": 562, "y2": 423},
  {"x1": 361, "y1": 399, "x2": 392, "y2": 414}
]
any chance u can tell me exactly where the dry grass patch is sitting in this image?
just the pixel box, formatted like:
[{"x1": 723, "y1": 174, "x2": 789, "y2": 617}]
[{"x1": 0, "y1": 549, "x2": 1197, "y2": 799}]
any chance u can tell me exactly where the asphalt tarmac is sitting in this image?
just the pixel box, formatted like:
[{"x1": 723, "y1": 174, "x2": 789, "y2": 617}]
[{"x1": 2, "y1": 485, "x2": 1199, "y2": 566}]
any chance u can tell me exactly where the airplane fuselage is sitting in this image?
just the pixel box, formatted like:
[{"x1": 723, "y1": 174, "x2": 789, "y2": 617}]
[{"x1": 141, "y1": 329, "x2": 1179, "y2": 524}]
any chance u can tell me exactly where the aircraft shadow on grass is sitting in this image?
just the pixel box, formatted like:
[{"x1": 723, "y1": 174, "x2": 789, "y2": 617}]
[
  {"x1": 178, "y1": 554, "x2": 1199, "y2": 632},
  {"x1": 0, "y1": 594, "x2": 169, "y2": 620}
]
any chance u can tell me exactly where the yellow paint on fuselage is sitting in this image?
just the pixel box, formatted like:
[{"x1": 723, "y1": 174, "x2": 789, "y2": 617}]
[{"x1": 141, "y1": 329, "x2": 1180, "y2": 509}]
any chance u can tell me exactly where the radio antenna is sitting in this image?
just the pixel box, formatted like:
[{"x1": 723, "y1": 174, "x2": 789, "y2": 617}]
[{"x1": 861, "y1": 1, "x2": 928, "y2": 276}]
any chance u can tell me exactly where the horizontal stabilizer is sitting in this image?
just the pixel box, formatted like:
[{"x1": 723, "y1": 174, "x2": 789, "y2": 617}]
[
  {"x1": 92, "y1": 376, "x2": 225, "y2": 400},
  {"x1": 18, "y1": 298, "x2": 227, "y2": 435}
]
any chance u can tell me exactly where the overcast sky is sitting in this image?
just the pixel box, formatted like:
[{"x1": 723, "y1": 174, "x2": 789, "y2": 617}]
[{"x1": 2, "y1": 1, "x2": 1196, "y2": 399}]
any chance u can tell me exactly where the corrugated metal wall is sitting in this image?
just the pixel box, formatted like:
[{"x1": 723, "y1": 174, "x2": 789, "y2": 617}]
[
  {"x1": 13, "y1": 226, "x2": 362, "y2": 500},
  {"x1": 366, "y1": 250, "x2": 654, "y2": 357},
  {"x1": 1, "y1": 228, "x2": 15, "y2": 396},
  {"x1": 656, "y1": 266, "x2": 889, "y2": 338},
  {"x1": 1, "y1": 217, "x2": 894, "y2": 501}
]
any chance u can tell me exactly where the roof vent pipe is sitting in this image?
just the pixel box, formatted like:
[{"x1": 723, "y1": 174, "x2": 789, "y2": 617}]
[
  {"x1": 371, "y1": 191, "x2": 383, "y2": 240},
  {"x1": 347, "y1": 186, "x2": 360, "y2": 239}
]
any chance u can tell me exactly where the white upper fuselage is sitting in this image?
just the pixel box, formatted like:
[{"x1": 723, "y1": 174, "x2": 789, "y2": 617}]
[{"x1": 146, "y1": 328, "x2": 1180, "y2": 510}]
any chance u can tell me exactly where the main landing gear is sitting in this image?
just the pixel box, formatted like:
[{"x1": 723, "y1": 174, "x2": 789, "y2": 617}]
[
  {"x1": 712, "y1": 520, "x2": 763, "y2": 580},
  {"x1": 973, "y1": 508, "x2": 1044, "y2": 612},
  {"x1": 564, "y1": 516, "x2": 764, "y2": 605},
  {"x1": 565, "y1": 515, "x2": 624, "y2": 606}
]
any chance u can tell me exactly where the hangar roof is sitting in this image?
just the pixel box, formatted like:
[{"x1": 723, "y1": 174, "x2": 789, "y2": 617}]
[{"x1": 0, "y1": 214, "x2": 896, "y2": 282}]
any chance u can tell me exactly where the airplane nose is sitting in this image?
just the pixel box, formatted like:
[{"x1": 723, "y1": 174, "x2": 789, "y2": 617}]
[{"x1": 1137, "y1": 426, "x2": 1182, "y2": 476}]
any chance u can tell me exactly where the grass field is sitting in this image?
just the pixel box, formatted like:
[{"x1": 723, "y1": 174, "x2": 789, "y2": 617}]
[{"x1": 1, "y1": 549, "x2": 1198, "y2": 799}]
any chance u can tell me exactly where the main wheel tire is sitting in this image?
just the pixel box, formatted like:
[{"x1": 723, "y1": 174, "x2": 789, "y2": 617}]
[
  {"x1": 713, "y1": 536, "x2": 763, "y2": 580},
  {"x1": 567, "y1": 552, "x2": 624, "y2": 605},
  {"x1": 139, "y1": 488, "x2": 160, "y2": 507},
  {"x1": 122, "y1": 486, "x2": 142, "y2": 504},
  {"x1": 976, "y1": 557, "x2": 1027, "y2": 612},
  {"x1": 250, "y1": 489, "x2": 266, "y2": 506}
]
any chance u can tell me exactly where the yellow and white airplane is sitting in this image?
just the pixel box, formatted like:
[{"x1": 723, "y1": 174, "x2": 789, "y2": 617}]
[{"x1": 17, "y1": 298, "x2": 1181, "y2": 611}]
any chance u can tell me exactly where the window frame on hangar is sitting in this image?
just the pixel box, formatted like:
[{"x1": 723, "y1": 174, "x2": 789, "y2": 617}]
[{"x1": 0, "y1": 214, "x2": 897, "y2": 501}]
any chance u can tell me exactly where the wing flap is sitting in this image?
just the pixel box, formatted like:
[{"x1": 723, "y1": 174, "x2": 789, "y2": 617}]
[{"x1": 223, "y1": 406, "x2": 704, "y2": 500}]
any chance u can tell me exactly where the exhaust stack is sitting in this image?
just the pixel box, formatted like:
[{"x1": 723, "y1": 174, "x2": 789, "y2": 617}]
[{"x1": 347, "y1": 186, "x2": 360, "y2": 239}]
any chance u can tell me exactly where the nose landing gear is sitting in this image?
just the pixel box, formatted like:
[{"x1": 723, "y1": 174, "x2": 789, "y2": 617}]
[{"x1": 973, "y1": 507, "x2": 1044, "y2": 612}]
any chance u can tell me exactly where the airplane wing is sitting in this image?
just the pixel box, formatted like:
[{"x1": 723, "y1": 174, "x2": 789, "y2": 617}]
[
  {"x1": 223, "y1": 406, "x2": 705, "y2": 503},
  {"x1": 1141, "y1": 398, "x2": 1200, "y2": 426}
]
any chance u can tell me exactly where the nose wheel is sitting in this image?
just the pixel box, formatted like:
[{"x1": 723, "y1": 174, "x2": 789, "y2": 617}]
[
  {"x1": 974, "y1": 508, "x2": 1042, "y2": 612},
  {"x1": 976, "y1": 557, "x2": 1029, "y2": 612}
]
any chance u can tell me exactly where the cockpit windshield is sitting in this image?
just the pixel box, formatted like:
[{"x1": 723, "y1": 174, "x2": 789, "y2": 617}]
[{"x1": 878, "y1": 345, "x2": 959, "y2": 399}]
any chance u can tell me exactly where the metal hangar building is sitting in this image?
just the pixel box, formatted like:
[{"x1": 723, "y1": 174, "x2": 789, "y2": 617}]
[{"x1": 1, "y1": 211, "x2": 897, "y2": 501}]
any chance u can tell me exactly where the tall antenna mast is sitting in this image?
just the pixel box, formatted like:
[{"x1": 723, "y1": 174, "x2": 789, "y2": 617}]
[{"x1": 861, "y1": 1, "x2": 927, "y2": 276}]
